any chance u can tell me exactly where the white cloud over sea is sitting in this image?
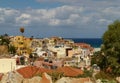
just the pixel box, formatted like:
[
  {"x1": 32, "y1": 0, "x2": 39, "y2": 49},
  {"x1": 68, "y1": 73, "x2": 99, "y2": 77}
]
[{"x1": 0, "y1": 0, "x2": 120, "y2": 38}]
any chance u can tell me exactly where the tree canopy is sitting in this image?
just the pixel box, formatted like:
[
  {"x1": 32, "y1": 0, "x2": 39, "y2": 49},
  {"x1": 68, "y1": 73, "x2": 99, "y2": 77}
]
[
  {"x1": 0, "y1": 35, "x2": 16, "y2": 55},
  {"x1": 101, "y1": 20, "x2": 120, "y2": 76}
]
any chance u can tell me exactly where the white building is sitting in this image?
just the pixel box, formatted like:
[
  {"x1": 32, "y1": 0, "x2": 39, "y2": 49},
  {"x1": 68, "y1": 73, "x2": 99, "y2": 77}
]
[
  {"x1": 48, "y1": 46, "x2": 71, "y2": 58},
  {"x1": 33, "y1": 47, "x2": 46, "y2": 57},
  {"x1": 0, "y1": 58, "x2": 16, "y2": 73}
]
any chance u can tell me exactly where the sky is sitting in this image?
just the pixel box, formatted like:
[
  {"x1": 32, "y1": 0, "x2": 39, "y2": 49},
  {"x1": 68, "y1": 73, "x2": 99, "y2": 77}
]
[{"x1": 0, "y1": 0, "x2": 120, "y2": 38}]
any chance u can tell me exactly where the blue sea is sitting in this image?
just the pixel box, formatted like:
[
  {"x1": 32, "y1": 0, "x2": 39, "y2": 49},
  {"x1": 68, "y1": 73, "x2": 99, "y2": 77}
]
[{"x1": 66, "y1": 38, "x2": 102, "y2": 48}]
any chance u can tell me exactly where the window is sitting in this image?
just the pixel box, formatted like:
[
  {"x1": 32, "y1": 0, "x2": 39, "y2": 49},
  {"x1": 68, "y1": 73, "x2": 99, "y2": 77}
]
[{"x1": 18, "y1": 38, "x2": 20, "y2": 40}]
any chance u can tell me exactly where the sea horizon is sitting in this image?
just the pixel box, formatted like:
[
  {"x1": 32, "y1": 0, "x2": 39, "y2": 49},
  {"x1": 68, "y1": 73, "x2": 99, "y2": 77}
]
[{"x1": 65, "y1": 38, "x2": 102, "y2": 48}]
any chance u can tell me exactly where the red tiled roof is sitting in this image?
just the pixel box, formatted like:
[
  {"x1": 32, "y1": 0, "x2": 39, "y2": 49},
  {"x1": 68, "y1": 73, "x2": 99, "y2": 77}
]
[
  {"x1": 0, "y1": 73, "x2": 3, "y2": 81},
  {"x1": 75, "y1": 43, "x2": 94, "y2": 51},
  {"x1": 17, "y1": 66, "x2": 52, "y2": 78},
  {"x1": 17, "y1": 66, "x2": 38, "y2": 78},
  {"x1": 17, "y1": 66, "x2": 83, "y2": 78},
  {"x1": 36, "y1": 68, "x2": 53, "y2": 75},
  {"x1": 75, "y1": 43, "x2": 90, "y2": 48},
  {"x1": 56, "y1": 66, "x2": 83, "y2": 77}
]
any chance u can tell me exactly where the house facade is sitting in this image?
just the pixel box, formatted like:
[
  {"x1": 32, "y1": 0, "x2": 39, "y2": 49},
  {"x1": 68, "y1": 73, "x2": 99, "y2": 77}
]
[
  {"x1": 0, "y1": 58, "x2": 16, "y2": 73},
  {"x1": 10, "y1": 36, "x2": 33, "y2": 57}
]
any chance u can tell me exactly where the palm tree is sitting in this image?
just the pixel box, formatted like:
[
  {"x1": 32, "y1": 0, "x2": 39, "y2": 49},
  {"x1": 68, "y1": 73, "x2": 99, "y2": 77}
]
[{"x1": 20, "y1": 27, "x2": 24, "y2": 36}]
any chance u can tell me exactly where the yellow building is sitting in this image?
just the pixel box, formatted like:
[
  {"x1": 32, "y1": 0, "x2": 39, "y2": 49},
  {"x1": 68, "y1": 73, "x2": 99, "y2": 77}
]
[{"x1": 10, "y1": 36, "x2": 32, "y2": 57}]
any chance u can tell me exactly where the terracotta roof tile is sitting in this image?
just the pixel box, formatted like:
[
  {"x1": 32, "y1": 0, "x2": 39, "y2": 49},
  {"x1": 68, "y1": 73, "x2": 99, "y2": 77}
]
[
  {"x1": 17, "y1": 66, "x2": 52, "y2": 78},
  {"x1": 56, "y1": 66, "x2": 83, "y2": 77},
  {"x1": 17, "y1": 66, "x2": 38, "y2": 78},
  {"x1": 75, "y1": 43, "x2": 94, "y2": 51},
  {"x1": 17, "y1": 66, "x2": 83, "y2": 79},
  {"x1": 0, "y1": 73, "x2": 3, "y2": 81},
  {"x1": 36, "y1": 68, "x2": 53, "y2": 75}
]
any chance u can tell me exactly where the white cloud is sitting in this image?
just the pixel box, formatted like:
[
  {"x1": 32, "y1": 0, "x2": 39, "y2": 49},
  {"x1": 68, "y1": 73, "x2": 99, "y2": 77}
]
[
  {"x1": 0, "y1": 8, "x2": 19, "y2": 16},
  {"x1": 67, "y1": 14, "x2": 80, "y2": 23},
  {"x1": 49, "y1": 19, "x2": 60, "y2": 26},
  {"x1": 0, "y1": 8, "x2": 20, "y2": 25},
  {"x1": 16, "y1": 13, "x2": 31, "y2": 25},
  {"x1": 0, "y1": 4, "x2": 119, "y2": 28},
  {"x1": 16, "y1": 5, "x2": 84, "y2": 27},
  {"x1": 98, "y1": 19, "x2": 112, "y2": 25},
  {"x1": 103, "y1": 7, "x2": 120, "y2": 16},
  {"x1": 1, "y1": 0, "x2": 120, "y2": 38}
]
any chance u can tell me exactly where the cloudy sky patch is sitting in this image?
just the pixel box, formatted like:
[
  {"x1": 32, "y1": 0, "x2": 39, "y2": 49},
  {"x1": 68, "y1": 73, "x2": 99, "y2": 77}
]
[{"x1": 0, "y1": 0, "x2": 120, "y2": 38}]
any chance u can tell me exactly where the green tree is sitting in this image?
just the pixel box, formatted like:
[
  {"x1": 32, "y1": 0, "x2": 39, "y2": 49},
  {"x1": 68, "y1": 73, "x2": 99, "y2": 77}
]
[
  {"x1": 0, "y1": 35, "x2": 17, "y2": 55},
  {"x1": 0, "y1": 35, "x2": 10, "y2": 55},
  {"x1": 49, "y1": 72, "x2": 64, "y2": 83},
  {"x1": 92, "y1": 52, "x2": 108, "y2": 70},
  {"x1": 102, "y1": 20, "x2": 120, "y2": 76},
  {"x1": 0, "y1": 35, "x2": 10, "y2": 46},
  {"x1": 8, "y1": 45, "x2": 16, "y2": 54},
  {"x1": 20, "y1": 56, "x2": 25, "y2": 65}
]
